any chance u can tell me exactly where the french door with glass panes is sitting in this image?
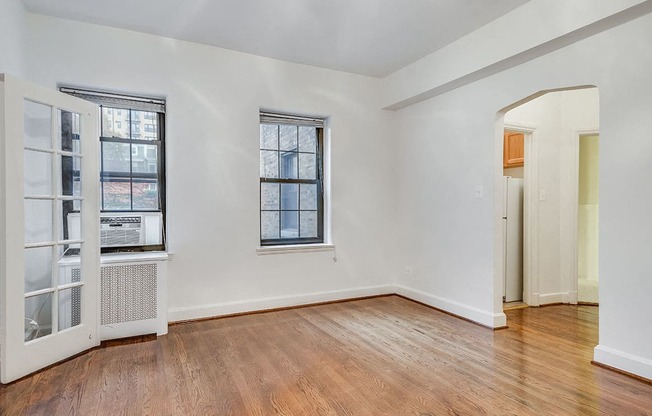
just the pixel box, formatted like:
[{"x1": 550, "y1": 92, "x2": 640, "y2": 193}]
[{"x1": 0, "y1": 74, "x2": 100, "y2": 383}]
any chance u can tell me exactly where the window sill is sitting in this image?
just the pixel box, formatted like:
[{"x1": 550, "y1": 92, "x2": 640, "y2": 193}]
[
  {"x1": 57, "y1": 251, "x2": 169, "y2": 266},
  {"x1": 101, "y1": 251, "x2": 169, "y2": 264},
  {"x1": 256, "y1": 243, "x2": 335, "y2": 256}
]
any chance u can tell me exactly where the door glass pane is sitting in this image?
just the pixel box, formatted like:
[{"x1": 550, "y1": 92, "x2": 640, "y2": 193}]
[
  {"x1": 60, "y1": 110, "x2": 81, "y2": 153},
  {"x1": 102, "y1": 142, "x2": 130, "y2": 173},
  {"x1": 103, "y1": 180, "x2": 131, "y2": 210},
  {"x1": 280, "y1": 211, "x2": 298, "y2": 238},
  {"x1": 132, "y1": 144, "x2": 158, "y2": 174},
  {"x1": 133, "y1": 180, "x2": 159, "y2": 210},
  {"x1": 25, "y1": 246, "x2": 53, "y2": 293},
  {"x1": 58, "y1": 245, "x2": 81, "y2": 285},
  {"x1": 298, "y1": 153, "x2": 316, "y2": 179},
  {"x1": 261, "y1": 183, "x2": 279, "y2": 210},
  {"x1": 260, "y1": 124, "x2": 278, "y2": 150},
  {"x1": 60, "y1": 155, "x2": 81, "y2": 197},
  {"x1": 24, "y1": 150, "x2": 52, "y2": 195},
  {"x1": 102, "y1": 107, "x2": 128, "y2": 138},
  {"x1": 58, "y1": 287, "x2": 82, "y2": 331},
  {"x1": 261, "y1": 211, "x2": 279, "y2": 239},
  {"x1": 280, "y1": 184, "x2": 298, "y2": 210},
  {"x1": 24, "y1": 100, "x2": 52, "y2": 149},
  {"x1": 300, "y1": 184, "x2": 318, "y2": 210},
  {"x1": 300, "y1": 211, "x2": 318, "y2": 238},
  {"x1": 260, "y1": 150, "x2": 279, "y2": 178},
  {"x1": 59, "y1": 200, "x2": 81, "y2": 243},
  {"x1": 298, "y1": 127, "x2": 316, "y2": 152},
  {"x1": 25, "y1": 293, "x2": 53, "y2": 341},
  {"x1": 24, "y1": 199, "x2": 53, "y2": 244}
]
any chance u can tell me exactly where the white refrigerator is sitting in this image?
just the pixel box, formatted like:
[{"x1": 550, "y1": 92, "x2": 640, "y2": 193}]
[{"x1": 503, "y1": 176, "x2": 524, "y2": 302}]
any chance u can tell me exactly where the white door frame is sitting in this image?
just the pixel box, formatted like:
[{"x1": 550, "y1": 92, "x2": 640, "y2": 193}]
[
  {"x1": 494, "y1": 116, "x2": 538, "y2": 318},
  {"x1": 504, "y1": 122, "x2": 538, "y2": 306},
  {"x1": 567, "y1": 128, "x2": 599, "y2": 304}
]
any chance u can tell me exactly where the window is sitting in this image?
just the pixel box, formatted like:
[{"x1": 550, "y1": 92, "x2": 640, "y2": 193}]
[
  {"x1": 100, "y1": 108, "x2": 162, "y2": 213},
  {"x1": 259, "y1": 112, "x2": 324, "y2": 245},
  {"x1": 60, "y1": 87, "x2": 166, "y2": 252}
]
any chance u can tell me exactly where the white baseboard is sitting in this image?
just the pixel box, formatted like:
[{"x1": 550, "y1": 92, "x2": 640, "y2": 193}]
[
  {"x1": 394, "y1": 285, "x2": 506, "y2": 328},
  {"x1": 568, "y1": 290, "x2": 578, "y2": 305},
  {"x1": 168, "y1": 284, "x2": 506, "y2": 329},
  {"x1": 594, "y1": 345, "x2": 652, "y2": 381},
  {"x1": 538, "y1": 291, "x2": 574, "y2": 305},
  {"x1": 168, "y1": 284, "x2": 395, "y2": 322}
]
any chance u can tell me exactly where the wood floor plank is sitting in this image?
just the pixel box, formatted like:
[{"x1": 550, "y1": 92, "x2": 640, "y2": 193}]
[{"x1": 1, "y1": 296, "x2": 651, "y2": 415}]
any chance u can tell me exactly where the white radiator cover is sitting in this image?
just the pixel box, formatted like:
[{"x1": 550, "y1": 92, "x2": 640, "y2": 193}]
[{"x1": 99, "y1": 253, "x2": 168, "y2": 340}]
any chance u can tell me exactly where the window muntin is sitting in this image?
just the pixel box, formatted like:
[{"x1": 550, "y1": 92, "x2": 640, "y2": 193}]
[{"x1": 260, "y1": 117, "x2": 323, "y2": 245}]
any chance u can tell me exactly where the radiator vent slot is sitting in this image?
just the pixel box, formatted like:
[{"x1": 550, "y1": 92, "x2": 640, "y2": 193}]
[
  {"x1": 100, "y1": 263, "x2": 157, "y2": 325},
  {"x1": 70, "y1": 268, "x2": 82, "y2": 327}
]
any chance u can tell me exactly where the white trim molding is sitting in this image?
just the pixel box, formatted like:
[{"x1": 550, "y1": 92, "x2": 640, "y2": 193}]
[
  {"x1": 169, "y1": 283, "x2": 508, "y2": 329},
  {"x1": 395, "y1": 285, "x2": 507, "y2": 328},
  {"x1": 256, "y1": 243, "x2": 335, "y2": 256},
  {"x1": 506, "y1": 123, "x2": 538, "y2": 307},
  {"x1": 594, "y1": 345, "x2": 652, "y2": 381},
  {"x1": 565, "y1": 128, "x2": 599, "y2": 304},
  {"x1": 538, "y1": 291, "x2": 576, "y2": 305},
  {"x1": 494, "y1": 121, "x2": 539, "y2": 311},
  {"x1": 168, "y1": 284, "x2": 392, "y2": 322}
]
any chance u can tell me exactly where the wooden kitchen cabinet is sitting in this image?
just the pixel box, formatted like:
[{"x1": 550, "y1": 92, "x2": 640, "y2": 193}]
[{"x1": 503, "y1": 131, "x2": 524, "y2": 168}]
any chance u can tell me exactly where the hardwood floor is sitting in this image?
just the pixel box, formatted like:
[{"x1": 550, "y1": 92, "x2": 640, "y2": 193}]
[
  {"x1": 2, "y1": 295, "x2": 651, "y2": 415},
  {"x1": 503, "y1": 300, "x2": 528, "y2": 311}
]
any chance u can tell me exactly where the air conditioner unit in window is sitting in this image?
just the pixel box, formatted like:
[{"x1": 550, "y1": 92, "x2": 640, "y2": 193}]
[
  {"x1": 101, "y1": 215, "x2": 143, "y2": 247},
  {"x1": 66, "y1": 212, "x2": 163, "y2": 248}
]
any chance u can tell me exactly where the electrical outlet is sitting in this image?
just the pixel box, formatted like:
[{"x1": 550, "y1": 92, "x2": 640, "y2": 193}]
[
  {"x1": 475, "y1": 185, "x2": 484, "y2": 199},
  {"x1": 403, "y1": 266, "x2": 412, "y2": 277}
]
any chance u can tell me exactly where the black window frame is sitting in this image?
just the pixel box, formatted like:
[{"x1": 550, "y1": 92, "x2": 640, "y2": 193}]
[
  {"x1": 59, "y1": 87, "x2": 167, "y2": 254},
  {"x1": 259, "y1": 113, "x2": 324, "y2": 246}
]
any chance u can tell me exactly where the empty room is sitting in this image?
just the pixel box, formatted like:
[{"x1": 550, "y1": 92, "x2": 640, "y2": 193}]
[{"x1": 1, "y1": 0, "x2": 652, "y2": 414}]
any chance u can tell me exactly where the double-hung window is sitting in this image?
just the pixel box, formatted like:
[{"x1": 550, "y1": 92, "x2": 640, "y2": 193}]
[
  {"x1": 259, "y1": 112, "x2": 324, "y2": 245},
  {"x1": 61, "y1": 87, "x2": 166, "y2": 252}
]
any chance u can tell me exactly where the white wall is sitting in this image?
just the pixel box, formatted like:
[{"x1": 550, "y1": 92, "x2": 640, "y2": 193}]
[
  {"x1": 0, "y1": 0, "x2": 27, "y2": 76},
  {"x1": 395, "y1": 13, "x2": 652, "y2": 379},
  {"x1": 25, "y1": 14, "x2": 399, "y2": 321}
]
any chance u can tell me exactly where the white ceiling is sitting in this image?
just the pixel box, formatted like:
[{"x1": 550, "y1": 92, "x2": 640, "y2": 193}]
[{"x1": 22, "y1": 0, "x2": 530, "y2": 77}]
